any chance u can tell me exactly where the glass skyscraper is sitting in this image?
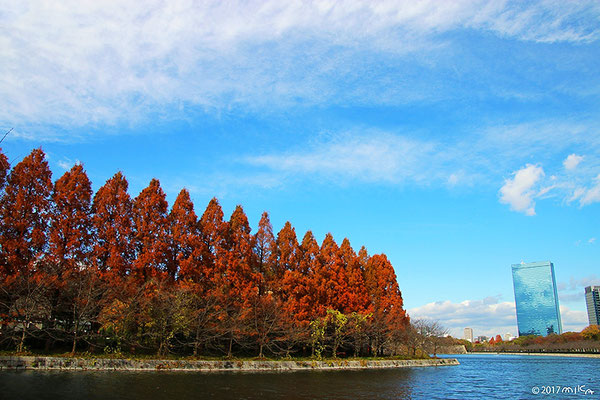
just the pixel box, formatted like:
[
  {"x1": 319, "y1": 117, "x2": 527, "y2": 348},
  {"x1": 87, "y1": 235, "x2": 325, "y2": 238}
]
[
  {"x1": 585, "y1": 286, "x2": 600, "y2": 326},
  {"x1": 512, "y1": 261, "x2": 562, "y2": 336}
]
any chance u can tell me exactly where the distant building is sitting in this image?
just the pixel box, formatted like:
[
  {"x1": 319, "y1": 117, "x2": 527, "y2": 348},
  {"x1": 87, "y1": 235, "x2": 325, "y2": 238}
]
[
  {"x1": 464, "y1": 328, "x2": 474, "y2": 342},
  {"x1": 512, "y1": 261, "x2": 562, "y2": 336},
  {"x1": 475, "y1": 335, "x2": 488, "y2": 343},
  {"x1": 504, "y1": 333, "x2": 514, "y2": 341},
  {"x1": 585, "y1": 286, "x2": 600, "y2": 326}
]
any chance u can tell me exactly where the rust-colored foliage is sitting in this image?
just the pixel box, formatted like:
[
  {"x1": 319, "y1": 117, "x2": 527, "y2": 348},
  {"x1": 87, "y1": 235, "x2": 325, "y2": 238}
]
[
  {"x1": 338, "y1": 238, "x2": 370, "y2": 314},
  {"x1": 364, "y1": 253, "x2": 409, "y2": 330},
  {"x1": 92, "y1": 172, "x2": 134, "y2": 276},
  {"x1": 253, "y1": 212, "x2": 275, "y2": 296},
  {"x1": 0, "y1": 148, "x2": 9, "y2": 191},
  {"x1": 273, "y1": 222, "x2": 300, "y2": 281},
  {"x1": 48, "y1": 164, "x2": 93, "y2": 269},
  {"x1": 220, "y1": 205, "x2": 258, "y2": 307},
  {"x1": 0, "y1": 148, "x2": 411, "y2": 358},
  {"x1": 198, "y1": 197, "x2": 228, "y2": 281},
  {"x1": 170, "y1": 189, "x2": 205, "y2": 284},
  {"x1": 0, "y1": 148, "x2": 52, "y2": 274},
  {"x1": 132, "y1": 179, "x2": 172, "y2": 280}
]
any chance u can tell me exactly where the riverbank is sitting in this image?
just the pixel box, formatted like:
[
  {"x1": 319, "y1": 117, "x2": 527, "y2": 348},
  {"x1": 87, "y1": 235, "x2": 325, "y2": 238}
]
[{"x1": 0, "y1": 356, "x2": 458, "y2": 371}]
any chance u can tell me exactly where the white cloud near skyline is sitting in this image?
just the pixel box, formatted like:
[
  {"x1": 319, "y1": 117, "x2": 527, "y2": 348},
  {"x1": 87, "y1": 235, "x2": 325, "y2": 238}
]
[
  {"x1": 1, "y1": 1, "x2": 599, "y2": 135},
  {"x1": 564, "y1": 154, "x2": 584, "y2": 170},
  {"x1": 409, "y1": 295, "x2": 590, "y2": 339}
]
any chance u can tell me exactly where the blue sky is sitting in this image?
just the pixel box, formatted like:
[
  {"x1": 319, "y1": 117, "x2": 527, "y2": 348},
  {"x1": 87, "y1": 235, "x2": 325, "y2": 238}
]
[{"x1": 1, "y1": 1, "x2": 599, "y2": 338}]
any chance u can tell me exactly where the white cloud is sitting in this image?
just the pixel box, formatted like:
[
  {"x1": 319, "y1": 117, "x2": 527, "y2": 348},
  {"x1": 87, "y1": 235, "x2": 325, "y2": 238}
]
[
  {"x1": 57, "y1": 157, "x2": 81, "y2": 171},
  {"x1": 559, "y1": 306, "x2": 589, "y2": 332},
  {"x1": 57, "y1": 159, "x2": 73, "y2": 171},
  {"x1": 564, "y1": 153, "x2": 584, "y2": 170},
  {"x1": 499, "y1": 164, "x2": 544, "y2": 215},
  {"x1": 410, "y1": 296, "x2": 590, "y2": 338},
  {"x1": 242, "y1": 120, "x2": 600, "y2": 208},
  {"x1": 1, "y1": 1, "x2": 599, "y2": 135},
  {"x1": 409, "y1": 296, "x2": 517, "y2": 338}
]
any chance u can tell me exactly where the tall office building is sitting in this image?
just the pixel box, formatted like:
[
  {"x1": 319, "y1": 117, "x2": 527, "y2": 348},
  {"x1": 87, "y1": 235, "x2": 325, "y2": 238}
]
[
  {"x1": 512, "y1": 261, "x2": 562, "y2": 336},
  {"x1": 464, "y1": 327, "x2": 473, "y2": 342},
  {"x1": 585, "y1": 286, "x2": 600, "y2": 326}
]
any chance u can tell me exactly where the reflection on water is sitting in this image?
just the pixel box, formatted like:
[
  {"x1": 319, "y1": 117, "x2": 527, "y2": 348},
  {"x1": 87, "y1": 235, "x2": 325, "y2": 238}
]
[{"x1": 0, "y1": 354, "x2": 599, "y2": 400}]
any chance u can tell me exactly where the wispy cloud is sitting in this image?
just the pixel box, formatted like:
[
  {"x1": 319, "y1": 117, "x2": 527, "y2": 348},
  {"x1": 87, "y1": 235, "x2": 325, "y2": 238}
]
[
  {"x1": 247, "y1": 131, "x2": 439, "y2": 184},
  {"x1": 243, "y1": 118, "x2": 600, "y2": 213},
  {"x1": 57, "y1": 157, "x2": 80, "y2": 171},
  {"x1": 1, "y1": 1, "x2": 599, "y2": 136}
]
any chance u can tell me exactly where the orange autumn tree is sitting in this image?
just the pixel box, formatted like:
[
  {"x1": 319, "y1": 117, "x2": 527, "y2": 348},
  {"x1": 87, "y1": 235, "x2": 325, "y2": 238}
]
[
  {"x1": 0, "y1": 149, "x2": 52, "y2": 275},
  {"x1": 218, "y1": 205, "x2": 258, "y2": 356},
  {"x1": 253, "y1": 212, "x2": 275, "y2": 296},
  {"x1": 48, "y1": 163, "x2": 99, "y2": 353},
  {"x1": 198, "y1": 198, "x2": 230, "y2": 353},
  {"x1": 132, "y1": 179, "x2": 173, "y2": 280},
  {"x1": 280, "y1": 230, "x2": 317, "y2": 323},
  {"x1": 170, "y1": 189, "x2": 204, "y2": 283},
  {"x1": 92, "y1": 172, "x2": 134, "y2": 276},
  {"x1": 315, "y1": 233, "x2": 357, "y2": 313},
  {"x1": 271, "y1": 221, "x2": 300, "y2": 298},
  {"x1": 0, "y1": 149, "x2": 53, "y2": 352},
  {"x1": 0, "y1": 148, "x2": 412, "y2": 358},
  {"x1": 364, "y1": 253, "x2": 409, "y2": 356}
]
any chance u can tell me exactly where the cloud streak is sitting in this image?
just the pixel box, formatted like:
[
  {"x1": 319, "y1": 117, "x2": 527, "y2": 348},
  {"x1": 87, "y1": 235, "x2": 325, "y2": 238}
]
[
  {"x1": 243, "y1": 118, "x2": 600, "y2": 212},
  {"x1": 1, "y1": 1, "x2": 599, "y2": 135}
]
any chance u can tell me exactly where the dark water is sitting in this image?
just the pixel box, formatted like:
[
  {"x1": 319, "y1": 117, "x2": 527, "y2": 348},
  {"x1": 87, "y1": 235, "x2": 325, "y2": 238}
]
[{"x1": 1, "y1": 354, "x2": 599, "y2": 399}]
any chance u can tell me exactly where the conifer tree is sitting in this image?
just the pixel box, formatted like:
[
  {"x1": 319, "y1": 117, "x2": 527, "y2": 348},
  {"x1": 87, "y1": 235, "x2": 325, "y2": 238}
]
[
  {"x1": 338, "y1": 238, "x2": 370, "y2": 313},
  {"x1": 218, "y1": 205, "x2": 258, "y2": 356},
  {"x1": 170, "y1": 189, "x2": 203, "y2": 282},
  {"x1": 0, "y1": 148, "x2": 52, "y2": 274},
  {"x1": 272, "y1": 222, "x2": 299, "y2": 298},
  {"x1": 280, "y1": 230, "x2": 318, "y2": 322},
  {"x1": 0, "y1": 149, "x2": 53, "y2": 352},
  {"x1": 198, "y1": 197, "x2": 227, "y2": 282},
  {"x1": 253, "y1": 212, "x2": 275, "y2": 296},
  {"x1": 92, "y1": 172, "x2": 134, "y2": 276},
  {"x1": 49, "y1": 164, "x2": 94, "y2": 268},
  {"x1": 49, "y1": 163, "x2": 100, "y2": 353},
  {"x1": 132, "y1": 179, "x2": 172, "y2": 280}
]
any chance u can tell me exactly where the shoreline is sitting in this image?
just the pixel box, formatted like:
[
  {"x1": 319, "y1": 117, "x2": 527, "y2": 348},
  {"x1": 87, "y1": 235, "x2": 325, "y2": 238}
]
[
  {"x1": 0, "y1": 356, "x2": 459, "y2": 372},
  {"x1": 468, "y1": 352, "x2": 600, "y2": 359}
]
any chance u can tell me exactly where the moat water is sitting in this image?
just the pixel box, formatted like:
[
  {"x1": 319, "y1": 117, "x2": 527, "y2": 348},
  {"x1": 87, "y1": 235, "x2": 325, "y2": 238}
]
[{"x1": 1, "y1": 354, "x2": 598, "y2": 399}]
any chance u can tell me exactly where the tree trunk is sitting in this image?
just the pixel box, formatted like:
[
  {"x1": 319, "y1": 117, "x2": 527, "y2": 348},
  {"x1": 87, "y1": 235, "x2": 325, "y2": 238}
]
[
  {"x1": 193, "y1": 324, "x2": 201, "y2": 356},
  {"x1": 227, "y1": 332, "x2": 234, "y2": 358},
  {"x1": 18, "y1": 325, "x2": 27, "y2": 353},
  {"x1": 71, "y1": 320, "x2": 79, "y2": 354}
]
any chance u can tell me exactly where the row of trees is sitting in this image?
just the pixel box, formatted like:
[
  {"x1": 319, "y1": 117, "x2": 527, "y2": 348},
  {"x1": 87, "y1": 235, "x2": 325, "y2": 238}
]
[
  {"x1": 472, "y1": 326, "x2": 600, "y2": 353},
  {"x1": 0, "y1": 148, "x2": 410, "y2": 358}
]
